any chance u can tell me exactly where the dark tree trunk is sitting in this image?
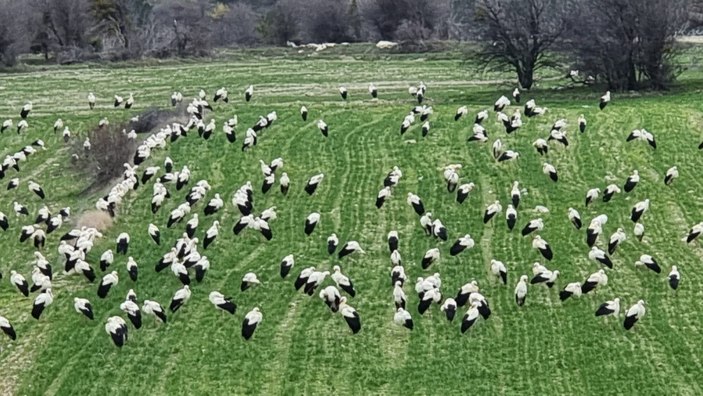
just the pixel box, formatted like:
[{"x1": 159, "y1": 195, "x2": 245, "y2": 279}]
[
  {"x1": 627, "y1": 59, "x2": 637, "y2": 90},
  {"x1": 517, "y1": 65, "x2": 534, "y2": 89}
]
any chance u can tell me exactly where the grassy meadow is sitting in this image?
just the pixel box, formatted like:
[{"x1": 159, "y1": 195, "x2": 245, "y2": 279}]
[{"x1": 1, "y1": 45, "x2": 703, "y2": 395}]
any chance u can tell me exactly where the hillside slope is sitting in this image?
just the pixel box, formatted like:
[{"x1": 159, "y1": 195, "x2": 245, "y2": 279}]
[{"x1": 1, "y1": 55, "x2": 703, "y2": 395}]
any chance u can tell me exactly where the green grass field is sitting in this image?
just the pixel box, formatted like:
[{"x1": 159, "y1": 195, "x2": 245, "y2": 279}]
[{"x1": 2, "y1": 45, "x2": 703, "y2": 395}]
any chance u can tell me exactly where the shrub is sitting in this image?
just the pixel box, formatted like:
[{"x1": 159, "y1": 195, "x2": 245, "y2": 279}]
[{"x1": 72, "y1": 123, "x2": 137, "y2": 187}]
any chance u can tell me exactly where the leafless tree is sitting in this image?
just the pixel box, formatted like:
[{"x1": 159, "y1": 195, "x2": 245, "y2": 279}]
[
  {"x1": 30, "y1": 0, "x2": 95, "y2": 62},
  {"x1": 258, "y1": 0, "x2": 301, "y2": 45},
  {"x1": 567, "y1": 0, "x2": 689, "y2": 90},
  {"x1": 299, "y1": 0, "x2": 354, "y2": 43},
  {"x1": 152, "y1": 0, "x2": 213, "y2": 57},
  {"x1": 475, "y1": 0, "x2": 570, "y2": 89},
  {"x1": 359, "y1": 0, "x2": 450, "y2": 41},
  {"x1": 212, "y1": 3, "x2": 260, "y2": 47},
  {"x1": 92, "y1": 0, "x2": 154, "y2": 57},
  {"x1": 0, "y1": 0, "x2": 32, "y2": 66}
]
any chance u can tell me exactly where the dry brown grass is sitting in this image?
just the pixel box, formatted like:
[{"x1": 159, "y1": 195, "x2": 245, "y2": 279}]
[{"x1": 76, "y1": 210, "x2": 113, "y2": 231}]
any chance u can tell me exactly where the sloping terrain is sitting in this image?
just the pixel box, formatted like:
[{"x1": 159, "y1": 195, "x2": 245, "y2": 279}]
[{"x1": 1, "y1": 52, "x2": 703, "y2": 395}]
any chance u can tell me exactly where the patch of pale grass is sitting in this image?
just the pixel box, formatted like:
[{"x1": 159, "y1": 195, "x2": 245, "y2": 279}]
[{"x1": 76, "y1": 210, "x2": 113, "y2": 231}]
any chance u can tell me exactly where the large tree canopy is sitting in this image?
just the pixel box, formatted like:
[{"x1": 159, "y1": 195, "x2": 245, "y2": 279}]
[{"x1": 475, "y1": 0, "x2": 570, "y2": 90}]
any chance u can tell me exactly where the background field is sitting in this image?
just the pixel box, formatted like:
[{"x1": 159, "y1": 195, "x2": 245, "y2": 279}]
[{"x1": 2, "y1": 45, "x2": 703, "y2": 395}]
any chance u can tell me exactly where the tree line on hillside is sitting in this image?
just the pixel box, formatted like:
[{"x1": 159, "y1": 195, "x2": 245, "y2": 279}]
[{"x1": 0, "y1": 0, "x2": 696, "y2": 91}]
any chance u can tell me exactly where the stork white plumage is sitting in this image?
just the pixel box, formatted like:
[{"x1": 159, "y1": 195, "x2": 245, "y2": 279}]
[
  {"x1": 338, "y1": 297, "x2": 361, "y2": 334},
  {"x1": 440, "y1": 298, "x2": 457, "y2": 322},
  {"x1": 316, "y1": 120, "x2": 328, "y2": 137},
  {"x1": 623, "y1": 170, "x2": 639, "y2": 193},
  {"x1": 506, "y1": 205, "x2": 517, "y2": 231},
  {"x1": 143, "y1": 300, "x2": 167, "y2": 324},
  {"x1": 483, "y1": 201, "x2": 502, "y2": 224},
  {"x1": 126, "y1": 257, "x2": 138, "y2": 282},
  {"x1": 305, "y1": 173, "x2": 324, "y2": 195},
  {"x1": 454, "y1": 106, "x2": 468, "y2": 121},
  {"x1": 623, "y1": 300, "x2": 646, "y2": 330},
  {"x1": 668, "y1": 266, "x2": 680, "y2": 290},
  {"x1": 599, "y1": 91, "x2": 610, "y2": 110},
  {"x1": 532, "y1": 235, "x2": 553, "y2": 260},
  {"x1": 209, "y1": 291, "x2": 237, "y2": 314},
  {"x1": 32, "y1": 288, "x2": 53, "y2": 319},
  {"x1": 497, "y1": 150, "x2": 519, "y2": 162},
  {"x1": 304, "y1": 212, "x2": 320, "y2": 236},
  {"x1": 242, "y1": 307, "x2": 262, "y2": 340},
  {"x1": 512, "y1": 88, "x2": 520, "y2": 103},
  {"x1": 602, "y1": 184, "x2": 621, "y2": 202},
  {"x1": 368, "y1": 83, "x2": 377, "y2": 98},
  {"x1": 0, "y1": 316, "x2": 16, "y2": 340},
  {"x1": 490, "y1": 259, "x2": 508, "y2": 285},
  {"x1": 588, "y1": 246, "x2": 612, "y2": 268},
  {"x1": 170, "y1": 285, "x2": 191, "y2": 312},
  {"x1": 630, "y1": 198, "x2": 650, "y2": 223},
  {"x1": 510, "y1": 181, "x2": 521, "y2": 208},
  {"x1": 20, "y1": 102, "x2": 32, "y2": 119},
  {"x1": 559, "y1": 282, "x2": 582, "y2": 301},
  {"x1": 581, "y1": 269, "x2": 608, "y2": 294},
  {"x1": 148, "y1": 223, "x2": 160, "y2": 245},
  {"x1": 530, "y1": 268, "x2": 559, "y2": 288},
  {"x1": 393, "y1": 307, "x2": 413, "y2": 330},
  {"x1": 543, "y1": 163, "x2": 558, "y2": 182},
  {"x1": 585, "y1": 188, "x2": 600, "y2": 207},
  {"x1": 392, "y1": 281, "x2": 407, "y2": 309},
  {"x1": 98, "y1": 271, "x2": 119, "y2": 298},
  {"x1": 332, "y1": 265, "x2": 356, "y2": 297},
  {"x1": 586, "y1": 218, "x2": 602, "y2": 248},
  {"x1": 456, "y1": 183, "x2": 475, "y2": 204},
  {"x1": 105, "y1": 316, "x2": 128, "y2": 347},
  {"x1": 10, "y1": 271, "x2": 29, "y2": 297},
  {"x1": 455, "y1": 280, "x2": 479, "y2": 307},
  {"x1": 634, "y1": 254, "x2": 661, "y2": 274},
  {"x1": 120, "y1": 299, "x2": 142, "y2": 329},
  {"x1": 100, "y1": 249, "x2": 114, "y2": 271},
  {"x1": 595, "y1": 297, "x2": 620, "y2": 318},
  {"x1": 450, "y1": 234, "x2": 474, "y2": 256},
  {"x1": 241, "y1": 272, "x2": 261, "y2": 291},
  {"x1": 685, "y1": 222, "x2": 703, "y2": 243},
  {"x1": 664, "y1": 166, "x2": 678, "y2": 185},
  {"x1": 634, "y1": 223, "x2": 645, "y2": 242},
  {"x1": 406, "y1": 192, "x2": 425, "y2": 216},
  {"x1": 460, "y1": 301, "x2": 481, "y2": 334},
  {"x1": 514, "y1": 275, "x2": 528, "y2": 306},
  {"x1": 125, "y1": 93, "x2": 134, "y2": 109},
  {"x1": 53, "y1": 118, "x2": 63, "y2": 133},
  {"x1": 494, "y1": 95, "x2": 510, "y2": 112},
  {"x1": 320, "y1": 285, "x2": 342, "y2": 312},
  {"x1": 578, "y1": 114, "x2": 587, "y2": 133},
  {"x1": 376, "y1": 186, "x2": 392, "y2": 208},
  {"x1": 214, "y1": 87, "x2": 229, "y2": 103},
  {"x1": 338, "y1": 241, "x2": 365, "y2": 259},
  {"x1": 421, "y1": 248, "x2": 440, "y2": 269},
  {"x1": 606, "y1": 228, "x2": 626, "y2": 255},
  {"x1": 116, "y1": 232, "x2": 130, "y2": 255},
  {"x1": 17, "y1": 120, "x2": 29, "y2": 135},
  {"x1": 387, "y1": 230, "x2": 399, "y2": 253},
  {"x1": 521, "y1": 218, "x2": 544, "y2": 237}
]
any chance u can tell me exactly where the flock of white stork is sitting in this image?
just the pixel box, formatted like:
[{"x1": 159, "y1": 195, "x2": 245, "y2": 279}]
[{"x1": 0, "y1": 81, "x2": 698, "y2": 350}]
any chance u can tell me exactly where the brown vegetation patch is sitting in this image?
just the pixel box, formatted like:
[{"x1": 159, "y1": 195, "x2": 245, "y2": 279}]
[{"x1": 76, "y1": 210, "x2": 113, "y2": 232}]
